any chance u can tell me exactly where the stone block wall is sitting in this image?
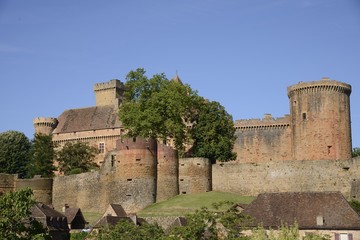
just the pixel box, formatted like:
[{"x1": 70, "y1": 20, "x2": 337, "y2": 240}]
[
  {"x1": 179, "y1": 158, "x2": 211, "y2": 194},
  {"x1": 212, "y1": 158, "x2": 360, "y2": 198}
]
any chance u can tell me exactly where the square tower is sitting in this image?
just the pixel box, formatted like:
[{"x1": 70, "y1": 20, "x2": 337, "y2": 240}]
[{"x1": 93, "y1": 79, "x2": 125, "y2": 107}]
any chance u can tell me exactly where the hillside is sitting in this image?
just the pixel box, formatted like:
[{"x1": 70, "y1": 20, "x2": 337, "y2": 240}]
[{"x1": 138, "y1": 191, "x2": 254, "y2": 217}]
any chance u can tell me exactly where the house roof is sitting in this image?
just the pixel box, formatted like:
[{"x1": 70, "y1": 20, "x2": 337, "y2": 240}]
[
  {"x1": 242, "y1": 192, "x2": 360, "y2": 230},
  {"x1": 64, "y1": 207, "x2": 85, "y2": 224},
  {"x1": 32, "y1": 203, "x2": 67, "y2": 218},
  {"x1": 31, "y1": 203, "x2": 69, "y2": 232},
  {"x1": 108, "y1": 203, "x2": 127, "y2": 217},
  {"x1": 93, "y1": 216, "x2": 131, "y2": 228},
  {"x1": 53, "y1": 105, "x2": 121, "y2": 134}
]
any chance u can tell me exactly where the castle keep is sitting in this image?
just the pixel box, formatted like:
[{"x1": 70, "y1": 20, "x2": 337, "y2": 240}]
[{"x1": 22, "y1": 76, "x2": 360, "y2": 214}]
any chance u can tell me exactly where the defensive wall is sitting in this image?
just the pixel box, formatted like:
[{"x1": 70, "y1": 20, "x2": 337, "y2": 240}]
[
  {"x1": 212, "y1": 157, "x2": 360, "y2": 201},
  {"x1": 0, "y1": 173, "x2": 52, "y2": 204}
]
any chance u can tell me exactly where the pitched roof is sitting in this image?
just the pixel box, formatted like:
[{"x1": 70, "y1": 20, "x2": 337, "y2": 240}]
[
  {"x1": 171, "y1": 74, "x2": 183, "y2": 85},
  {"x1": 32, "y1": 203, "x2": 67, "y2": 218},
  {"x1": 93, "y1": 216, "x2": 131, "y2": 228},
  {"x1": 109, "y1": 203, "x2": 127, "y2": 217},
  {"x1": 53, "y1": 106, "x2": 121, "y2": 134},
  {"x1": 64, "y1": 207, "x2": 85, "y2": 224},
  {"x1": 242, "y1": 192, "x2": 360, "y2": 230}
]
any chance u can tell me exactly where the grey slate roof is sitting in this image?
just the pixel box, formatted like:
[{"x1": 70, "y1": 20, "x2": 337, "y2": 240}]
[
  {"x1": 242, "y1": 192, "x2": 360, "y2": 230},
  {"x1": 53, "y1": 106, "x2": 121, "y2": 133}
]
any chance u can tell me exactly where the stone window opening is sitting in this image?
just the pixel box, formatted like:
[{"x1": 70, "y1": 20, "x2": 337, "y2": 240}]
[
  {"x1": 328, "y1": 145, "x2": 332, "y2": 154},
  {"x1": 99, "y1": 142, "x2": 105, "y2": 153},
  {"x1": 126, "y1": 194, "x2": 132, "y2": 197},
  {"x1": 136, "y1": 158, "x2": 141, "y2": 161},
  {"x1": 111, "y1": 155, "x2": 116, "y2": 167},
  {"x1": 180, "y1": 179, "x2": 184, "y2": 181},
  {"x1": 302, "y1": 112, "x2": 307, "y2": 120},
  {"x1": 182, "y1": 192, "x2": 186, "y2": 194},
  {"x1": 127, "y1": 179, "x2": 132, "y2": 182}
]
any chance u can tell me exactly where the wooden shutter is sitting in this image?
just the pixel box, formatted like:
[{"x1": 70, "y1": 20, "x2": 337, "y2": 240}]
[
  {"x1": 334, "y1": 233, "x2": 339, "y2": 240},
  {"x1": 348, "y1": 233, "x2": 353, "y2": 240}
]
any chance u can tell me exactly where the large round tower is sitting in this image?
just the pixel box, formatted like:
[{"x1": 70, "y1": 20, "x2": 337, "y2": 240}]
[
  {"x1": 113, "y1": 137, "x2": 157, "y2": 212},
  {"x1": 287, "y1": 77, "x2": 352, "y2": 160},
  {"x1": 33, "y1": 117, "x2": 58, "y2": 135}
]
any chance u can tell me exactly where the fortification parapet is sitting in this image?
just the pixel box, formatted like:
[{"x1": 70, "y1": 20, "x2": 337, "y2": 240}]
[
  {"x1": 179, "y1": 158, "x2": 211, "y2": 194},
  {"x1": 287, "y1": 77, "x2": 351, "y2": 97},
  {"x1": 33, "y1": 117, "x2": 58, "y2": 135},
  {"x1": 93, "y1": 79, "x2": 124, "y2": 91},
  {"x1": 235, "y1": 114, "x2": 290, "y2": 130},
  {"x1": 156, "y1": 144, "x2": 179, "y2": 202}
]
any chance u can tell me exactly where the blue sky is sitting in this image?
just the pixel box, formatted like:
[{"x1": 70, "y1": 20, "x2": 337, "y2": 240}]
[{"x1": 0, "y1": 0, "x2": 359, "y2": 148}]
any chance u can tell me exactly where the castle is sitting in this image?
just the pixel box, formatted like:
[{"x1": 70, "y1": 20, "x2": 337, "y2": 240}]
[{"x1": 2, "y1": 76, "x2": 359, "y2": 214}]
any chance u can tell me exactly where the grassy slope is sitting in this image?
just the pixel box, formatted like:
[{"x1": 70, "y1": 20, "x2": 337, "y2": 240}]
[{"x1": 138, "y1": 191, "x2": 254, "y2": 217}]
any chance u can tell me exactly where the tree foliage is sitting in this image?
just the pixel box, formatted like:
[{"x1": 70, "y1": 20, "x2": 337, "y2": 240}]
[
  {"x1": 56, "y1": 141, "x2": 98, "y2": 175},
  {"x1": 0, "y1": 130, "x2": 31, "y2": 176},
  {"x1": 27, "y1": 134, "x2": 56, "y2": 178},
  {"x1": 119, "y1": 68, "x2": 236, "y2": 161},
  {"x1": 352, "y1": 147, "x2": 360, "y2": 158},
  {"x1": 0, "y1": 188, "x2": 49, "y2": 240},
  {"x1": 191, "y1": 101, "x2": 237, "y2": 163},
  {"x1": 96, "y1": 220, "x2": 164, "y2": 240}
]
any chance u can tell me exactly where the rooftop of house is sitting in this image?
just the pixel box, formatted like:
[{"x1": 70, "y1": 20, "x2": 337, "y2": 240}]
[
  {"x1": 53, "y1": 105, "x2": 121, "y2": 134},
  {"x1": 242, "y1": 191, "x2": 360, "y2": 230}
]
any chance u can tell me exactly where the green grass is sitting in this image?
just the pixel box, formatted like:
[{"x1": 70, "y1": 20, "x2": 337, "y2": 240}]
[
  {"x1": 138, "y1": 191, "x2": 254, "y2": 217},
  {"x1": 82, "y1": 212, "x2": 102, "y2": 226}
]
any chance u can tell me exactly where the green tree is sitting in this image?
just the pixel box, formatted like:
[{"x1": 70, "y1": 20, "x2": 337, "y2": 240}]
[
  {"x1": 56, "y1": 141, "x2": 98, "y2": 175},
  {"x1": 0, "y1": 130, "x2": 31, "y2": 177},
  {"x1": 352, "y1": 147, "x2": 360, "y2": 158},
  {"x1": 27, "y1": 134, "x2": 56, "y2": 178},
  {"x1": 119, "y1": 68, "x2": 236, "y2": 161},
  {"x1": 119, "y1": 68, "x2": 197, "y2": 153},
  {"x1": 191, "y1": 100, "x2": 237, "y2": 163},
  {"x1": 0, "y1": 188, "x2": 50, "y2": 240},
  {"x1": 96, "y1": 220, "x2": 164, "y2": 240}
]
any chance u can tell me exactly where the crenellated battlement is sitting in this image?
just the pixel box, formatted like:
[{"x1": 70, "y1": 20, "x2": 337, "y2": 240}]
[
  {"x1": 234, "y1": 114, "x2": 290, "y2": 130},
  {"x1": 33, "y1": 117, "x2": 58, "y2": 126},
  {"x1": 33, "y1": 117, "x2": 58, "y2": 135},
  {"x1": 93, "y1": 79, "x2": 124, "y2": 92},
  {"x1": 116, "y1": 137, "x2": 157, "y2": 151},
  {"x1": 287, "y1": 77, "x2": 351, "y2": 98}
]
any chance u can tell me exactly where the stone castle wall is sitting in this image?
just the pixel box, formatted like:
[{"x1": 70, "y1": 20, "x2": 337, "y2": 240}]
[
  {"x1": 234, "y1": 115, "x2": 291, "y2": 163},
  {"x1": 212, "y1": 157, "x2": 360, "y2": 199},
  {"x1": 0, "y1": 174, "x2": 52, "y2": 204},
  {"x1": 179, "y1": 158, "x2": 212, "y2": 194}
]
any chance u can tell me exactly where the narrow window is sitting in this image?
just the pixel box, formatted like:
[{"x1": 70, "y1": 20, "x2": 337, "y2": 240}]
[
  {"x1": 328, "y1": 146, "x2": 332, "y2": 154},
  {"x1": 182, "y1": 192, "x2": 186, "y2": 194},
  {"x1": 99, "y1": 142, "x2": 105, "y2": 153},
  {"x1": 180, "y1": 179, "x2": 184, "y2": 181},
  {"x1": 302, "y1": 112, "x2": 307, "y2": 120},
  {"x1": 136, "y1": 158, "x2": 141, "y2": 162},
  {"x1": 133, "y1": 137, "x2": 136, "y2": 142},
  {"x1": 111, "y1": 155, "x2": 115, "y2": 167},
  {"x1": 127, "y1": 179, "x2": 132, "y2": 182}
]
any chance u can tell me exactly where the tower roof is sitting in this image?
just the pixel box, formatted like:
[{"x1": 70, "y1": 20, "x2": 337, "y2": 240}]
[{"x1": 171, "y1": 74, "x2": 183, "y2": 85}]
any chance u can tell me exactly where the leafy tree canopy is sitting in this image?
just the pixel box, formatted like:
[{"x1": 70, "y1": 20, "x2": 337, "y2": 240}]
[
  {"x1": 0, "y1": 188, "x2": 49, "y2": 240},
  {"x1": 119, "y1": 68, "x2": 236, "y2": 161},
  {"x1": 0, "y1": 130, "x2": 31, "y2": 176},
  {"x1": 352, "y1": 147, "x2": 360, "y2": 158},
  {"x1": 27, "y1": 134, "x2": 56, "y2": 178},
  {"x1": 56, "y1": 141, "x2": 98, "y2": 175}
]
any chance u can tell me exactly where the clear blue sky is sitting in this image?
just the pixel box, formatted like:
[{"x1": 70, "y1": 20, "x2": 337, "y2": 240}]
[{"x1": 0, "y1": 0, "x2": 359, "y2": 148}]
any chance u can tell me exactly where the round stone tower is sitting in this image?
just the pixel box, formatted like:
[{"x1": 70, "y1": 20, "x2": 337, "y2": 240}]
[
  {"x1": 156, "y1": 144, "x2": 179, "y2": 202},
  {"x1": 33, "y1": 117, "x2": 58, "y2": 135},
  {"x1": 114, "y1": 137, "x2": 157, "y2": 212},
  {"x1": 287, "y1": 77, "x2": 352, "y2": 160}
]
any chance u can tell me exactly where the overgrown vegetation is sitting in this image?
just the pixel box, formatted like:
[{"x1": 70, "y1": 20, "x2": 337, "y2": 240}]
[
  {"x1": 0, "y1": 130, "x2": 31, "y2": 177},
  {"x1": 56, "y1": 141, "x2": 99, "y2": 175},
  {"x1": 0, "y1": 188, "x2": 50, "y2": 240},
  {"x1": 27, "y1": 133, "x2": 56, "y2": 178},
  {"x1": 119, "y1": 68, "x2": 236, "y2": 162},
  {"x1": 352, "y1": 147, "x2": 360, "y2": 158}
]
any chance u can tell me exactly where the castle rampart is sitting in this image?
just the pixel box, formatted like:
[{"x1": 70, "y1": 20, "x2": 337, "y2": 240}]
[
  {"x1": 94, "y1": 79, "x2": 124, "y2": 107},
  {"x1": 179, "y1": 158, "x2": 211, "y2": 194}
]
